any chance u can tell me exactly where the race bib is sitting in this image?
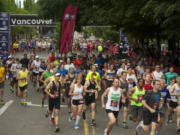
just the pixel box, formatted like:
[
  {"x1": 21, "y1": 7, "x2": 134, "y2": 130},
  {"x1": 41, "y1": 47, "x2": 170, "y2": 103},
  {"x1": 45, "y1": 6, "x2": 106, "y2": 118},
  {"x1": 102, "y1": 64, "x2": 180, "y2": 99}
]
[
  {"x1": 152, "y1": 103, "x2": 159, "y2": 109},
  {"x1": 110, "y1": 100, "x2": 118, "y2": 107},
  {"x1": 79, "y1": 100, "x2": 84, "y2": 104},
  {"x1": 54, "y1": 92, "x2": 59, "y2": 97},
  {"x1": 138, "y1": 95, "x2": 144, "y2": 102}
]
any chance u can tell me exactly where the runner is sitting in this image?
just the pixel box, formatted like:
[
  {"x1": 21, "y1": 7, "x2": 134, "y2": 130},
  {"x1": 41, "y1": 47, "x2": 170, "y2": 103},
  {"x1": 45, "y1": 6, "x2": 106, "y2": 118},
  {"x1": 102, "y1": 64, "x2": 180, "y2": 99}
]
[
  {"x1": 0, "y1": 61, "x2": 5, "y2": 104},
  {"x1": 128, "y1": 79, "x2": 145, "y2": 134},
  {"x1": 17, "y1": 65, "x2": 29, "y2": 105},
  {"x1": 152, "y1": 65, "x2": 164, "y2": 81},
  {"x1": 166, "y1": 78, "x2": 176, "y2": 124},
  {"x1": 10, "y1": 58, "x2": 22, "y2": 95},
  {"x1": 156, "y1": 79, "x2": 171, "y2": 135},
  {"x1": 40, "y1": 64, "x2": 53, "y2": 107},
  {"x1": 45, "y1": 73, "x2": 63, "y2": 132},
  {"x1": 101, "y1": 79, "x2": 124, "y2": 135},
  {"x1": 68, "y1": 75, "x2": 84, "y2": 129},
  {"x1": 119, "y1": 71, "x2": 129, "y2": 128},
  {"x1": 65, "y1": 67, "x2": 76, "y2": 113},
  {"x1": 105, "y1": 64, "x2": 116, "y2": 87},
  {"x1": 164, "y1": 66, "x2": 178, "y2": 86},
  {"x1": 83, "y1": 73, "x2": 101, "y2": 126},
  {"x1": 31, "y1": 56, "x2": 41, "y2": 91},
  {"x1": 39, "y1": 60, "x2": 47, "y2": 92},
  {"x1": 126, "y1": 67, "x2": 137, "y2": 91},
  {"x1": 135, "y1": 80, "x2": 162, "y2": 135},
  {"x1": 169, "y1": 76, "x2": 180, "y2": 133}
]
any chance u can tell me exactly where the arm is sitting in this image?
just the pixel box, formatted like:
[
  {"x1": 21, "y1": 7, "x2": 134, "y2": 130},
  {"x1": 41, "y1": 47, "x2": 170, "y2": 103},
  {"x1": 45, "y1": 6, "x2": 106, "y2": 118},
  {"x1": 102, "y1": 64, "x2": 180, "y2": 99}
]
[
  {"x1": 101, "y1": 88, "x2": 110, "y2": 108},
  {"x1": 84, "y1": 80, "x2": 93, "y2": 93},
  {"x1": 127, "y1": 88, "x2": 137, "y2": 102},
  {"x1": 40, "y1": 72, "x2": 45, "y2": 83},
  {"x1": 45, "y1": 82, "x2": 54, "y2": 98},
  {"x1": 68, "y1": 84, "x2": 78, "y2": 96},
  {"x1": 142, "y1": 99, "x2": 155, "y2": 113},
  {"x1": 170, "y1": 85, "x2": 176, "y2": 96}
]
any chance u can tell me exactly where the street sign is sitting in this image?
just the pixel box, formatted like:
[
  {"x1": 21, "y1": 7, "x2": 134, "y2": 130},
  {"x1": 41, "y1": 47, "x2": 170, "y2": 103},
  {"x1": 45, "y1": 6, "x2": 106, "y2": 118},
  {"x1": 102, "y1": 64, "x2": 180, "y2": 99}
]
[
  {"x1": 0, "y1": 12, "x2": 10, "y2": 55},
  {"x1": 10, "y1": 14, "x2": 55, "y2": 26}
]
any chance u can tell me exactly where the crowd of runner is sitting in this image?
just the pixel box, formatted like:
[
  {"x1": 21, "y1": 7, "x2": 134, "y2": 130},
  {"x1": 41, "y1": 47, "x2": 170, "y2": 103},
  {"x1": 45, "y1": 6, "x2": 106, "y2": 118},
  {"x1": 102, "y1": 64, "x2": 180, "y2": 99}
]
[
  {"x1": 0, "y1": 40, "x2": 180, "y2": 135},
  {"x1": 11, "y1": 38, "x2": 54, "y2": 54}
]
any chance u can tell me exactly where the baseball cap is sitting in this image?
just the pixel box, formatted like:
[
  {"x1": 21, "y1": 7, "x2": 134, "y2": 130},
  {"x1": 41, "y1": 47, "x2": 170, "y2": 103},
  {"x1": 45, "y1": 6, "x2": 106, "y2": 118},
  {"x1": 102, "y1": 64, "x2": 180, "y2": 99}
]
[
  {"x1": 36, "y1": 56, "x2": 39, "y2": 58},
  {"x1": 55, "y1": 73, "x2": 61, "y2": 77}
]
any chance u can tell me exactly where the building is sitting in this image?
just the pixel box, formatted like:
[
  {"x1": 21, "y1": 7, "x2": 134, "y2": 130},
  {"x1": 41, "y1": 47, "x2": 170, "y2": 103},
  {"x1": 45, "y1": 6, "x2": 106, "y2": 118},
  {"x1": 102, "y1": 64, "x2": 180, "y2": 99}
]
[{"x1": 14, "y1": 0, "x2": 37, "y2": 8}]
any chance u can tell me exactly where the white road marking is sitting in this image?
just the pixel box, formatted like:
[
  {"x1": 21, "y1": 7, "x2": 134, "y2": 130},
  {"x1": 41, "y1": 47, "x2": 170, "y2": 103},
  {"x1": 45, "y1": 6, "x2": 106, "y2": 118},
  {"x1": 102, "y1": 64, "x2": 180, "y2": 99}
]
[
  {"x1": 26, "y1": 102, "x2": 67, "y2": 107},
  {"x1": 0, "y1": 100, "x2": 14, "y2": 116}
]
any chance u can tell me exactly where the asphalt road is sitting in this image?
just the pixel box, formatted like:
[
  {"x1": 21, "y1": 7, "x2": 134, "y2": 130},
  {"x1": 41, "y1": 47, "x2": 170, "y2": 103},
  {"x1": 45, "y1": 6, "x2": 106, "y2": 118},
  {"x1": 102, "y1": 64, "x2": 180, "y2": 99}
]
[{"x1": 0, "y1": 52, "x2": 177, "y2": 135}]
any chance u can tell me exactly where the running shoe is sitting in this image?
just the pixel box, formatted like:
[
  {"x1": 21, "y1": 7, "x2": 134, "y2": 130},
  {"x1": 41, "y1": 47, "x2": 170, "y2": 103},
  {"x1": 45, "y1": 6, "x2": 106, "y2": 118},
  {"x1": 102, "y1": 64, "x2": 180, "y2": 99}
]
[
  {"x1": 122, "y1": 122, "x2": 128, "y2": 129},
  {"x1": 74, "y1": 124, "x2": 79, "y2": 130},
  {"x1": 0, "y1": 100, "x2": 5, "y2": 105},
  {"x1": 177, "y1": 127, "x2": 180, "y2": 133},
  {"x1": 155, "y1": 131, "x2": 159, "y2": 135},
  {"x1": 82, "y1": 111, "x2": 86, "y2": 120},
  {"x1": 90, "y1": 120, "x2": 96, "y2": 126},
  {"x1": 45, "y1": 110, "x2": 49, "y2": 117},
  {"x1": 54, "y1": 126, "x2": 60, "y2": 132},
  {"x1": 10, "y1": 87, "x2": 14, "y2": 93},
  {"x1": 68, "y1": 114, "x2": 72, "y2": 122},
  {"x1": 50, "y1": 117, "x2": 55, "y2": 125},
  {"x1": 40, "y1": 104, "x2": 44, "y2": 108},
  {"x1": 104, "y1": 129, "x2": 109, "y2": 135},
  {"x1": 68, "y1": 108, "x2": 72, "y2": 113}
]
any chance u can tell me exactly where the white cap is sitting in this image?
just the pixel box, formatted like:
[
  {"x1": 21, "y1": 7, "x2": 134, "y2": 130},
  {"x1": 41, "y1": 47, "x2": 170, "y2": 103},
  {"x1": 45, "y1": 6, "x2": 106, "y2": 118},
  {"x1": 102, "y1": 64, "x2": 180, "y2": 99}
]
[
  {"x1": 60, "y1": 60, "x2": 63, "y2": 63},
  {"x1": 55, "y1": 73, "x2": 61, "y2": 77},
  {"x1": 35, "y1": 56, "x2": 39, "y2": 58},
  {"x1": 8, "y1": 55, "x2": 12, "y2": 58}
]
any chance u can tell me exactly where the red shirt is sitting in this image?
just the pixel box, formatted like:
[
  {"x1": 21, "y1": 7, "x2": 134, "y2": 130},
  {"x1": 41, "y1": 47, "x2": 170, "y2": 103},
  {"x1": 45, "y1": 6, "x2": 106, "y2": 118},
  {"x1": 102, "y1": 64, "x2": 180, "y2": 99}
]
[
  {"x1": 74, "y1": 59, "x2": 83, "y2": 66},
  {"x1": 49, "y1": 56, "x2": 55, "y2": 62},
  {"x1": 143, "y1": 83, "x2": 153, "y2": 92}
]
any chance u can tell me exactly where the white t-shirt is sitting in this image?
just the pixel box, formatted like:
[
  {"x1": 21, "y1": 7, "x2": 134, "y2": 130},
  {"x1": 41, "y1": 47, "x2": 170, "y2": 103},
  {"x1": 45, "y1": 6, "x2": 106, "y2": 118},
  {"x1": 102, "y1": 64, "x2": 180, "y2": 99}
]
[
  {"x1": 153, "y1": 71, "x2": 163, "y2": 80},
  {"x1": 64, "y1": 63, "x2": 75, "y2": 71},
  {"x1": 72, "y1": 84, "x2": 83, "y2": 100},
  {"x1": 33, "y1": 60, "x2": 41, "y2": 73},
  {"x1": 117, "y1": 68, "x2": 125, "y2": 76},
  {"x1": 106, "y1": 87, "x2": 121, "y2": 111}
]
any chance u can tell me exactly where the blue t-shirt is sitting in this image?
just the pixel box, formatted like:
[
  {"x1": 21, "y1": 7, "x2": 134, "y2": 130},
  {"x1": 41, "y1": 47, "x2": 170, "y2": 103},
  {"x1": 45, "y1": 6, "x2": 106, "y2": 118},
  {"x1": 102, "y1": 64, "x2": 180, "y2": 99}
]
[
  {"x1": 40, "y1": 66, "x2": 46, "y2": 71},
  {"x1": 58, "y1": 69, "x2": 68, "y2": 76},
  {"x1": 97, "y1": 69, "x2": 104, "y2": 77},
  {"x1": 158, "y1": 88, "x2": 171, "y2": 103},
  {"x1": 95, "y1": 59, "x2": 104, "y2": 65}
]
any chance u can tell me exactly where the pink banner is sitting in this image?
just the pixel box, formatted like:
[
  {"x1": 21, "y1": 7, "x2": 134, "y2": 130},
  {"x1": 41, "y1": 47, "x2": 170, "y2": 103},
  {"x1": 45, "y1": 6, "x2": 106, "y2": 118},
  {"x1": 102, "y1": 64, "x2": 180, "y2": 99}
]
[{"x1": 59, "y1": 4, "x2": 77, "y2": 54}]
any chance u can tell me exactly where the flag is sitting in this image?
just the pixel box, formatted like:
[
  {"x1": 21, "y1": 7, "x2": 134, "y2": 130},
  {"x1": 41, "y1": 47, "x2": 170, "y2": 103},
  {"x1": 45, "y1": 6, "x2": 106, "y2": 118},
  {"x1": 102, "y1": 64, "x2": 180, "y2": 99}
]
[
  {"x1": 59, "y1": 4, "x2": 72, "y2": 53},
  {"x1": 59, "y1": 4, "x2": 78, "y2": 54}
]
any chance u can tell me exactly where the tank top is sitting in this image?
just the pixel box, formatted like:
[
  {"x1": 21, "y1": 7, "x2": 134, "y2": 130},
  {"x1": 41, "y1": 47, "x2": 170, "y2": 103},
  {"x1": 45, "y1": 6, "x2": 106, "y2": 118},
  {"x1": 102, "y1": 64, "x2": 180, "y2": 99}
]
[
  {"x1": 106, "y1": 87, "x2": 121, "y2": 111},
  {"x1": 72, "y1": 84, "x2": 83, "y2": 100},
  {"x1": 171, "y1": 83, "x2": 180, "y2": 102},
  {"x1": 153, "y1": 71, "x2": 163, "y2": 80},
  {"x1": 18, "y1": 69, "x2": 28, "y2": 87},
  {"x1": 131, "y1": 86, "x2": 145, "y2": 107},
  {"x1": 86, "y1": 80, "x2": 96, "y2": 97},
  {"x1": 50, "y1": 81, "x2": 61, "y2": 99},
  {"x1": 107, "y1": 70, "x2": 116, "y2": 81},
  {"x1": 119, "y1": 79, "x2": 128, "y2": 96}
]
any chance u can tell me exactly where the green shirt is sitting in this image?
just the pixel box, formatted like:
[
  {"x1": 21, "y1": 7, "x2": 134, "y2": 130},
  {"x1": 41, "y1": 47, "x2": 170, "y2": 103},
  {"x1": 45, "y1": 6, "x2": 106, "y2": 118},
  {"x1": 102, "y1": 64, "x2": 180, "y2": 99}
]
[
  {"x1": 43, "y1": 71, "x2": 53, "y2": 88},
  {"x1": 165, "y1": 72, "x2": 178, "y2": 86},
  {"x1": 131, "y1": 86, "x2": 145, "y2": 107}
]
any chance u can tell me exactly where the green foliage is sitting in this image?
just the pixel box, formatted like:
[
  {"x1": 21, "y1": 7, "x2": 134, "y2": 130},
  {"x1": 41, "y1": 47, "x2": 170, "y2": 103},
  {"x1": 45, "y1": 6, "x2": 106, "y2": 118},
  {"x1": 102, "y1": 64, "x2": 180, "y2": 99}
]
[
  {"x1": 83, "y1": 27, "x2": 119, "y2": 41},
  {"x1": 54, "y1": 22, "x2": 61, "y2": 49}
]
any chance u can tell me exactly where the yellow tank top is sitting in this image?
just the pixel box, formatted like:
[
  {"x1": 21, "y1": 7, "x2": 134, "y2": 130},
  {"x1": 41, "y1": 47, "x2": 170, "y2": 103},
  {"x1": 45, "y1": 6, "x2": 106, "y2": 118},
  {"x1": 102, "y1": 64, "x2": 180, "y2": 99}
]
[
  {"x1": 18, "y1": 69, "x2": 28, "y2": 87},
  {"x1": 0, "y1": 67, "x2": 5, "y2": 83}
]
